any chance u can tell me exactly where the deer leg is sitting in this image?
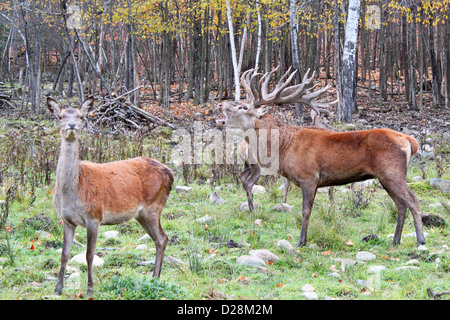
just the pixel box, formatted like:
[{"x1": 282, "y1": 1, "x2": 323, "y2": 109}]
[
  {"x1": 283, "y1": 178, "x2": 290, "y2": 203},
  {"x1": 240, "y1": 162, "x2": 261, "y2": 212},
  {"x1": 381, "y1": 179, "x2": 425, "y2": 246},
  {"x1": 137, "y1": 207, "x2": 168, "y2": 278},
  {"x1": 86, "y1": 219, "x2": 99, "y2": 295},
  {"x1": 54, "y1": 222, "x2": 76, "y2": 295},
  {"x1": 297, "y1": 183, "x2": 317, "y2": 247}
]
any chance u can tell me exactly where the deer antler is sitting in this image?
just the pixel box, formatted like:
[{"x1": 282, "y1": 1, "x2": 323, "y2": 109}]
[{"x1": 241, "y1": 66, "x2": 337, "y2": 115}]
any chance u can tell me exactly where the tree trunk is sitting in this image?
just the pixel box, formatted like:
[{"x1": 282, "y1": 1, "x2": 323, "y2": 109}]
[
  {"x1": 341, "y1": 0, "x2": 360, "y2": 122},
  {"x1": 289, "y1": 0, "x2": 303, "y2": 118}
]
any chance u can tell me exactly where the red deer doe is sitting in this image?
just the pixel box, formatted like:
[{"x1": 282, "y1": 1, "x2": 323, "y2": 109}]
[
  {"x1": 216, "y1": 67, "x2": 425, "y2": 247},
  {"x1": 47, "y1": 97, "x2": 174, "y2": 295}
]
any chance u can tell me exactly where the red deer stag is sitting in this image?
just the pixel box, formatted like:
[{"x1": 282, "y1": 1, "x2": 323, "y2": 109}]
[
  {"x1": 216, "y1": 67, "x2": 425, "y2": 247},
  {"x1": 48, "y1": 97, "x2": 173, "y2": 295}
]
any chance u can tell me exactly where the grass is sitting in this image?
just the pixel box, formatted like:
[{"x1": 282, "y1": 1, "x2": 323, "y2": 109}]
[{"x1": 0, "y1": 117, "x2": 449, "y2": 300}]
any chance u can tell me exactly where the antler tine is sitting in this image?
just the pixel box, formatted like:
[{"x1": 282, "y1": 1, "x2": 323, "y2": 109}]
[
  {"x1": 241, "y1": 69, "x2": 257, "y2": 103},
  {"x1": 240, "y1": 66, "x2": 336, "y2": 116}
]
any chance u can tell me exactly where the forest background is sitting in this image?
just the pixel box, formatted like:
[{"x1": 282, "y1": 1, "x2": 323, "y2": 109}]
[{"x1": 0, "y1": 0, "x2": 449, "y2": 122}]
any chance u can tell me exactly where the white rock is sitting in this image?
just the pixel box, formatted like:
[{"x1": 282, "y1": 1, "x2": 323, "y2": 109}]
[
  {"x1": 328, "y1": 272, "x2": 341, "y2": 278},
  {"x1": 303, "y1": 292, "x2": 318, "y2": 300},
  {"x1": 367, "y1": 265, "x2": 386, "y2": 273},
  {"x1": 316, "y1": 187, "x2": 330, "y2": 193},
  {"x1": 406, "y1": 259, "x2": 420, "y2": 265},
  {"x1": 196, "y1": 214, "x2": 214, "y2": 224},
  {"x1": 249, "y1": 249, "x2": 280, "y2": 262},
  {"x1": 301, "y1": 283, "x2": 315, "y2": 292},
  {"x1": 404, "y1": 232, "x2": 429, "y2": 239},
  {"x1": 240, "y1": 202, "x2": 258, "y2": 211},
  {"x1": 271, "y1": 203, "x2": 293, "y2": 212},
  {"x1": 252, "y1": 185, "x2": 266, "y2": 194},
  {"x1": 175, "y1": 186, "x2": 193, "y2": 193},
  {"x1": 395, "y1": 266, "x2": 420, "y2": 271},
  {"x1": 356, "y1": 251, "x2": 376, "y2": 261},
  {"x1": 103, "y1": 230, "x2": 119, "y2": 239},
  {"x1": 276, "y1": 240, "x2": 296, "y2": 255},
  {"x1": 236, "y1": 255, "x2": 266, "y2": 267},
  {"x1": 135, "y1": 244, "x2": 148, "y2": 250},
  {"x1": 69, "y1": 252, "x2": 104, "y2": 267},
  {"x1": 166, "y1": 256, "x2": 187, "y2": 265},
  {"x1": 139, "y1": 234, "x2": 151, "y2": 241},
  {"x1": 209, "y1": 191, "x2": 224, "y2": 205},
  {"x1": 417, "y1": 245, "x2": 428, "y2": 251}
]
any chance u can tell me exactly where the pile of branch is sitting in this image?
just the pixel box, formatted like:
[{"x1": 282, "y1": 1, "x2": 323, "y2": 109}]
[
  {"x1": 89, "y1": 88, "x2": 176, "y2": 132},
  {"x1": 0, "y1": 82, "x2": 16, "y2": 110}
]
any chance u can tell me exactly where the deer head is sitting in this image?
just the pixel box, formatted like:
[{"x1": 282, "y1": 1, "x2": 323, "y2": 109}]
[
  {"x1": 47, "y1": 97, "x2": 95, "y2": 141},
  {"x1": 216, "y1": 66, "x2": 336, "y2": 131}
]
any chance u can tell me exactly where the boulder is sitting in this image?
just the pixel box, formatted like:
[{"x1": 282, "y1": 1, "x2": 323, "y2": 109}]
[
  {"x1": 271, "y1": 203, "x2": 293, "y2": 212},
  {"x1": 429, "y1": 178, "x2": 450, "y2": 193},
  {"x1": 249, "y1": 249, "x2": 279, "y2": 262},
  {"x1": 236, "y1": 255, "x2": 266, "y2": 267}
]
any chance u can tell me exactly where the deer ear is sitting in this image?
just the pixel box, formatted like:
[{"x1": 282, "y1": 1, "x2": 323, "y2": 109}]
[
  {"x1": 80, "y1": 96, "x2": 95, "y2": 116},
  {"x1": 47, "y1": 97, "x2": 62, "y2": 117}
]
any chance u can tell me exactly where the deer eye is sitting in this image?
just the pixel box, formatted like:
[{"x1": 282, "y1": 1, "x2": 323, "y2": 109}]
[{"x1": 239, "y1": 106, "x2": 248, "y2": 110}]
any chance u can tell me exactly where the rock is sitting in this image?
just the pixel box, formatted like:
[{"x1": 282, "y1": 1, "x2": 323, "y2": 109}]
[
  {"x1": 411, "y1": 175, "x2": 423, "y2": 182},
  {"x1": 334, "y1": 258, "x2": 357, "y2": 266},
  {"x1": 404, "y1": 232, "x2": 429, "y2": 239},
  {"x1": 276, "y1": 240, "x2": 296, "y2": 255},
  {"x1": 429, "y1": 178, "x2": 450, "y2": 193},
  {"x1": 356, "y1": 251, "x2": 376, "y2": 261},
  {"x1": 166, "y1": 256, "x2": 187, "y2": 265},
  {"x1": 236, "y1": 255, "x2": 266, "y2": 267},
  {"x1": 69, "y1": 252, "x2": 104, "y2": 267},
  {"x1": 417, "y1": 245, "x2": 428, "y2": 251},
  {"x1": 135, "y1": 244, "x2": 148, "y2": 250},
  {"x1": 257, "y1": 266, "x2": 270, "y2": 274},
  {"x1": 302, "y1": 292, "x2": 318, "y2": 300},
  {"x1": 175, "y1": 186, "x2": 193, "y2": 193},
  {"x1": 355, "y1": 179, "x2": 376, "y2": 188},
  {"x1": 271, "y1": 203, "x2": 293, "y2": 212},
  {"x1": 209, "y1": 191, "x2": 224, "y2": 205},
  {"x1": 239, "y1": 202, "x2": 258, "y2": 211},
  {"x1": 301, "y1": 284, "x2": 315, "y2": 292},
  {"x1": 249, "y1": 249, "x2": 280, "y2": 262},
  {"x1": 103, "y1": 230, "x2": 119, "y2": 239},
  {"x1": 367, "y1": 265, "x2": 386, "y2": 273},
  {"x1": 0, "y1": 200, "x2": 5, "y2": 207},
  {"x1": 395, "y1": 266, "x2": 420, "y2": 271},
  {"x1": 317, "y1": 187, "x2": 330, "y2": 193},
  {"x1": 137, "y1": 260, "x2": 155, "y2": 266},
  {"x1": 355, "y1": 279, "x2": 369, "y2": 287},
  {"x1": 308, "y1": 243, "x2": 320, "y2": 250},
  {"x1": 406, "y1": 259, "x2": 420, "y2": 265},
  {"x1": 328, "y1": 272, "x2": 341, "y2": 278},
  {"x1": 196, "y1": 214, "x2": 214, "y2": 224},
  {"x1": 139, "y1": 234, "x2": 151, "y2": 241},
  {"x1": 252, "y1": 185, "x2": 266, "y2": 194}
]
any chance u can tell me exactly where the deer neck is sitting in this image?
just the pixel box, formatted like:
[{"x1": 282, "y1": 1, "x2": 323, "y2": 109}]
[
  {"x1": 56, "y1": 138, "x2": 80, "y2": 196},
  {"x1": 254, "y1": 114, "x2": 292, "y2": 166}
]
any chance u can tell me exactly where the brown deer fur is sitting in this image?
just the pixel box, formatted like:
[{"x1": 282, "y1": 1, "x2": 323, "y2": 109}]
[
  {"x1": 48, "y1": 97, "x2": 173, "y2": 295},
  {"x1": 216, "y1": 67, "x2": 425, "y2": 248}
]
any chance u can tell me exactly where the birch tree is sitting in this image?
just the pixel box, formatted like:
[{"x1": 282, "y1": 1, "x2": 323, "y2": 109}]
[
  {"x1": 226, "y1": 0, "x2": 248, "y2": 101},
  {"x1": 289, "y1": 0, "x2": 303, "y2": 117},
  {"x1": 340, "y1": 0, "x2": 360, "y2": 122}
]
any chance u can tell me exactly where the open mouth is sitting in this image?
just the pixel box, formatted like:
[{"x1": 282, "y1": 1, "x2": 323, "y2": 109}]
[{"x1": 215, "y1": 112, "x2": 227, "y2": 126}]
